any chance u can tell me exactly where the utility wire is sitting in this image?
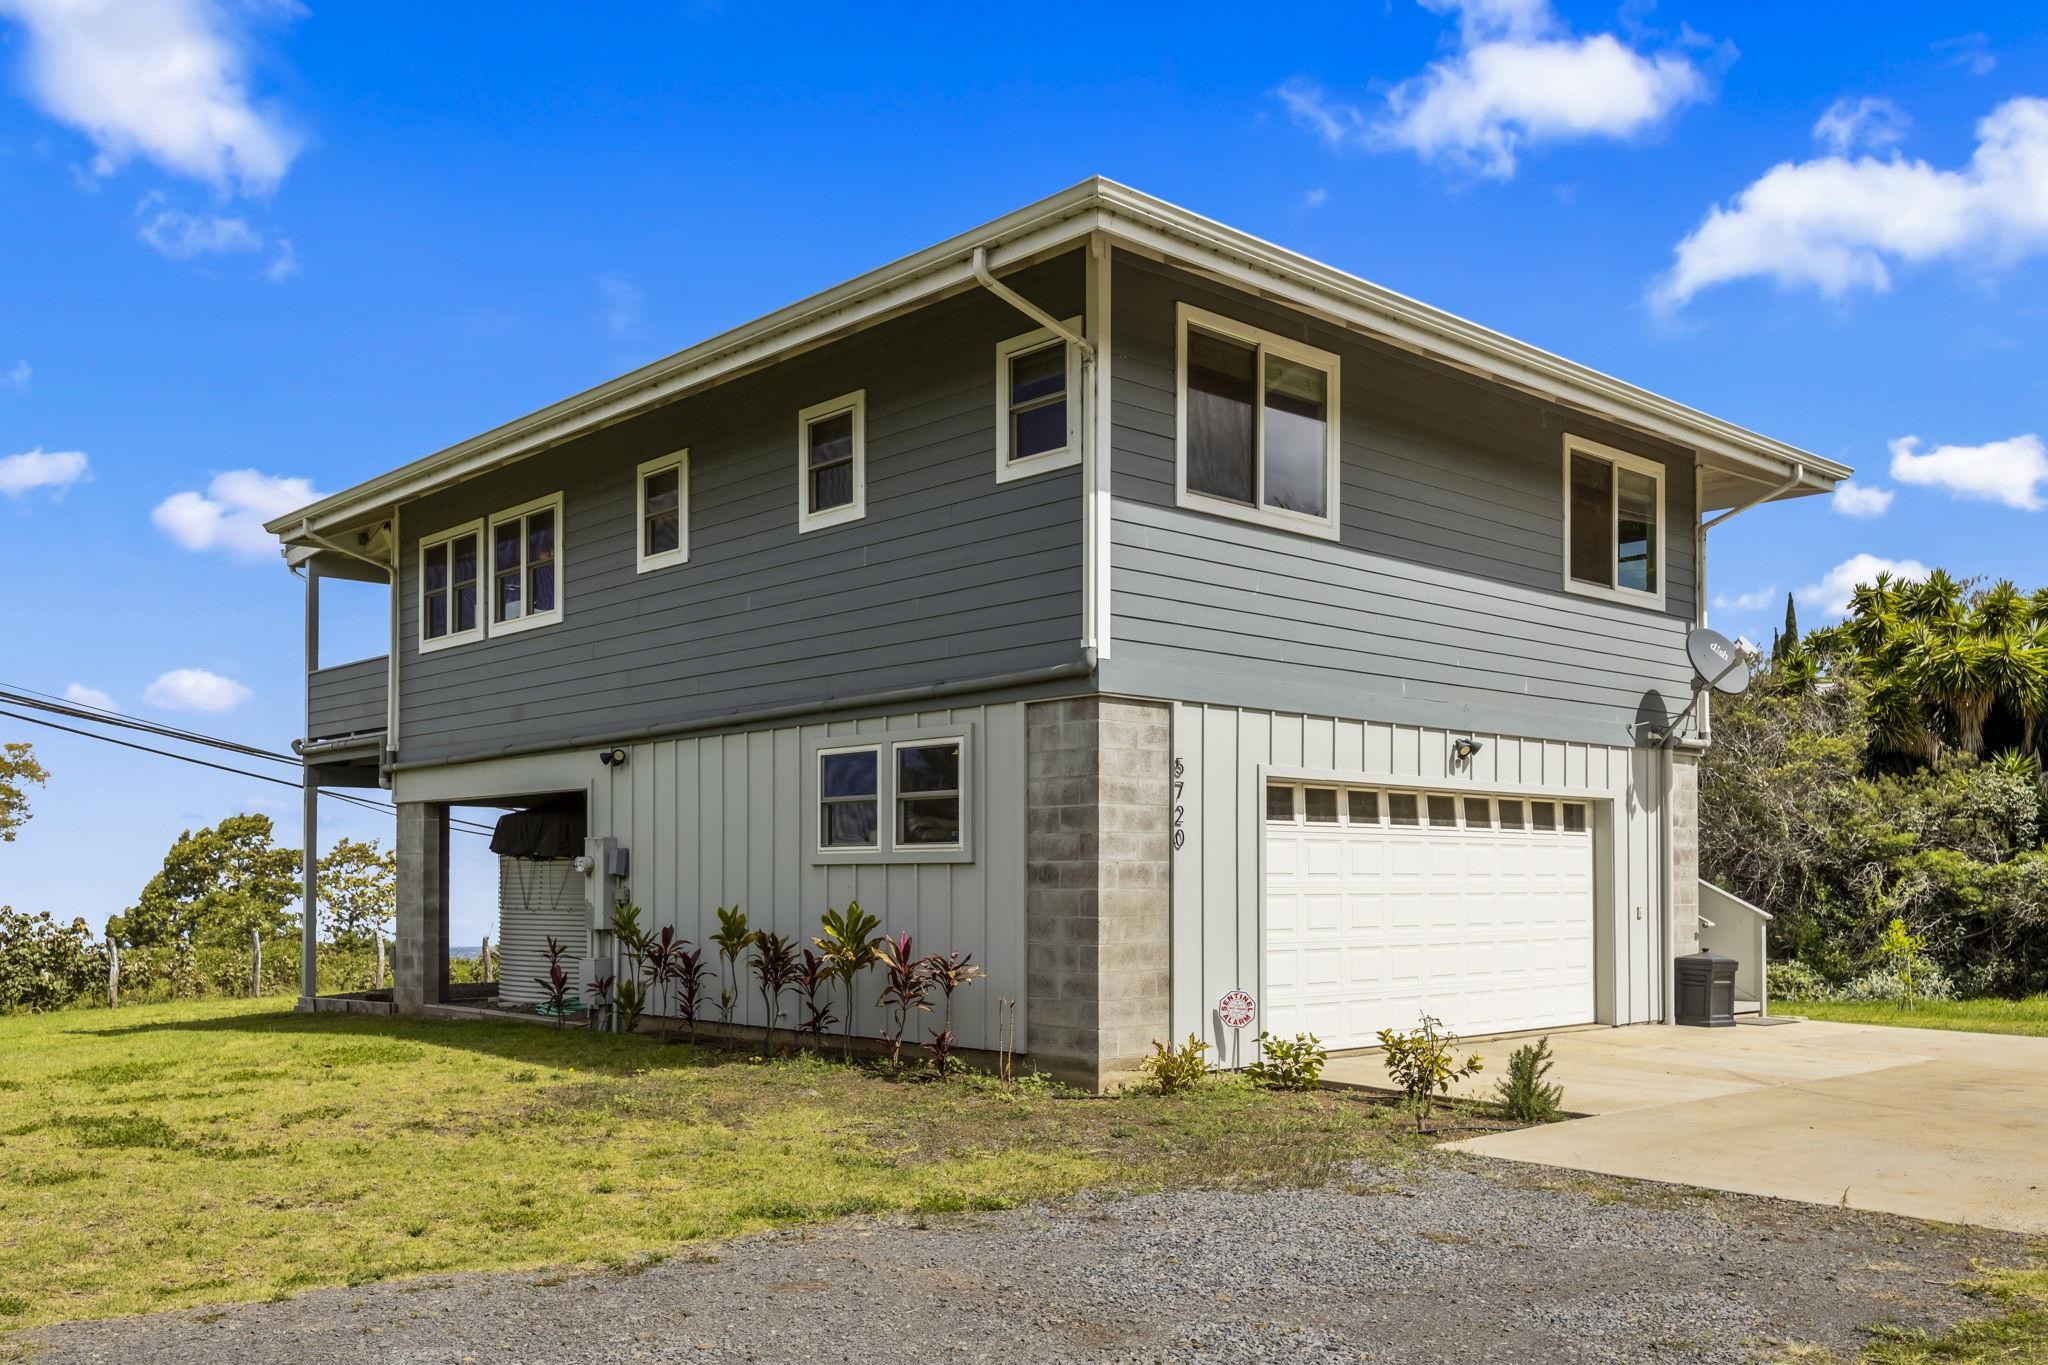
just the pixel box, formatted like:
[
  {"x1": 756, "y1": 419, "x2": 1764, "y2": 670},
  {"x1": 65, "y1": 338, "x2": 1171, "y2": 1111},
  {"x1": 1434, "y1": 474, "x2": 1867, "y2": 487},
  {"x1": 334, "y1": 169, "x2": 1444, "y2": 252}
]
[
  {"x1": 0, "y1": 707, "x2": 497, "y2": 840},
  {"x1": 0, "y1": 684, "x2": 296, "y2": 764}
]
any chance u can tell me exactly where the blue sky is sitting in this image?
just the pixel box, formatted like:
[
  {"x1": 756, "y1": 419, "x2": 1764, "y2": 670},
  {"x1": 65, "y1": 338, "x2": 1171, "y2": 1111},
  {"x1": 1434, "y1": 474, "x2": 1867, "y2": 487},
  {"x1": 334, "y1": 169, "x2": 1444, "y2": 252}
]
[{"x1": 1, "y1": 0, "x2": 2044, "y2": 944}]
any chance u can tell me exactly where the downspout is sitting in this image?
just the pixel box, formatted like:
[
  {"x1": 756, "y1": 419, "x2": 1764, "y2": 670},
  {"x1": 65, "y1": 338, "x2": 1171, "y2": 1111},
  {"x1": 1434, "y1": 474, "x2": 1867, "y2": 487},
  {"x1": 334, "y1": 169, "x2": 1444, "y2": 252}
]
[
  {"x1": 1660, "y1": 460, "x2": 1806, "y2": 1021},
  {"x1": 972, "y1": 244, "x2": 1106, "y2": 660}
]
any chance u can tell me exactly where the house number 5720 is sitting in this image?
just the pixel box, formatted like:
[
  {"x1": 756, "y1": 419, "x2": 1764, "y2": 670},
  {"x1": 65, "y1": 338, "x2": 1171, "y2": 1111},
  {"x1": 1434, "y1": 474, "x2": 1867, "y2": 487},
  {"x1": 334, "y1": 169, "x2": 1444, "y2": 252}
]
[{"x1": 1171, "y1": 757, "x2": 1187, "y2": 850}]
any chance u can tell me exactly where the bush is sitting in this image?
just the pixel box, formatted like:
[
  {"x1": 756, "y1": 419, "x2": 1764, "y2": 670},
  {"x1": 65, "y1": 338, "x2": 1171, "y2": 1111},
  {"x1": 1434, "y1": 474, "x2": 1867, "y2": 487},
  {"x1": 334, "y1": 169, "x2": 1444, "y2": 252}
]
[
  {"x1": 1833, "y1": 966, "x2": 1956, "y2": 1004},
  {"x1": 1766, "y1": 959, "x2": 1834, "y2": 1001},
  {"x1": 1137, "y1": 1034, "x2": 1210, "y2": 1094},
  {"x1": 1376, "y1": 1014, "x2": 1482, "y2": 1132},
  {"x1": 0, "y1": 908, "x2": 106, "y2": 1012},
  {"x1": 1492, "y1": 1036, "x2": 1564, "y2": 1122},
  {"x1": 1246, "y1": 1032, "x2": 1327, "y2": 1090}
]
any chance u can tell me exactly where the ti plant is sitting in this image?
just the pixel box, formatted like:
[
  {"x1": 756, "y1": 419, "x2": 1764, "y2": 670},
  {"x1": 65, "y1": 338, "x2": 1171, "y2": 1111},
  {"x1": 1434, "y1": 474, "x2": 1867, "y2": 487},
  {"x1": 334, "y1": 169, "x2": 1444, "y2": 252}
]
[
  {"x1": 615, "y1": 976, "x2": 647, "y2": 1034},
  {"x1": 643, "y1": 926, "x2": 683, "y2": 1018},
  {"x1": 671, "y1": 945, "x2": 712, "y2": 1036},
  {"x1": 710, "y1": 905, "x2": 753, "y2": 1025},
  {"x1": 748, "y1": 931, "x2": 801, "y2": 1052},
  {"x1": 796, "y1": 948, "x2": 838, "y2": 1046},
  {"x1": 535, "y1": 935, "x2": 573, "y2": 1028},
  {"x1": 918, "y1": 950, "x2": 985, "y2": 1077},
  {"x1": 815, "y1": 901, "x2": 885, "y2": 1060},
  {"x1": 584, "y1": 974, "x2": 616, "y2": 1032},
  {"x1": 875, "y1": 933, "x2": 932, "y2": 1068},
  {"x1": 608, "y1": 902, "x2": 653, "y2": 1035}
]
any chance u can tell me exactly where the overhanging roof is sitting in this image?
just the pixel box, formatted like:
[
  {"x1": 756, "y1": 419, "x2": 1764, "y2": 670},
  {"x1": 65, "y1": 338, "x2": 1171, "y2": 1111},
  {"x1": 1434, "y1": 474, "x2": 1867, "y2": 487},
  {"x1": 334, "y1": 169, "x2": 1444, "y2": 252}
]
[{"x1": 267, "y1": 177, "x2": 1850, "y2": 549}]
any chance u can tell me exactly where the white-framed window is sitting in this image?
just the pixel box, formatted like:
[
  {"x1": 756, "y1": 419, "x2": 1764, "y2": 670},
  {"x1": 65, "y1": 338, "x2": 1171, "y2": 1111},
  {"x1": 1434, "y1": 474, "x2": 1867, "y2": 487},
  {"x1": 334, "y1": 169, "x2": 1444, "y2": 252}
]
[
  {"x1": 810, "y1": 727, "x2": 972, "y2": 862},
  {"x1": 797, "y1": 390, "x2": 866, "y2": 533},
  {"x1": 636, "y1": 451, "x2": 689, "y2": 573},
  {"x1": 818, "y1": 744, "x2": 882, "y2": 850},
  {"x1": 487, "y1": 492, "x2": 565, "y2": 636},
  {"x1": 418, "y1": 520, "x2": 484, "y2": 653},
  {"x1": 894, "y1": 738, "x2": 964, "y2": 848},
  {"x1": 1562, "y1": 435, "x2": 1665, "y2": 607},
  {"x1": 1175, "y1": 302, "x2": 1342, "y2": 540},
  {"x1": 994, "y1": 321, "x2": 1082, "y2": 482}
]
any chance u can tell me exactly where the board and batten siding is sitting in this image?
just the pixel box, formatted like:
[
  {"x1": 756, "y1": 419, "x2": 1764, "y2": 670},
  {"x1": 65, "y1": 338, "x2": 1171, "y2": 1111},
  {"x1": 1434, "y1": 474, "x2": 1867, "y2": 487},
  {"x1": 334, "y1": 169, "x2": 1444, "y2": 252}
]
[
  {"x1": 307, "y1": 656, "x2": 389, "y2": 744},
  {"x1": 391, "y1": 254, "x2": 1086, "y2": 767},
  {"x1": 1168, "y1": 702, "x2": 1671, "y2": 1048},
  {"x1": 1104, "y1": 252, "x2": 1699, "y2": 750}
]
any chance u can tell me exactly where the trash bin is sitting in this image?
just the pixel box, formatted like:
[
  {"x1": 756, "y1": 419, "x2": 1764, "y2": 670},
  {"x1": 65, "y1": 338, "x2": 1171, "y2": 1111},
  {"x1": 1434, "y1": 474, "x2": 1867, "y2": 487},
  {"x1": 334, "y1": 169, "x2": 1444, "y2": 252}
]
[{"x1": 1675, "y1": 951, "x2": 1737, "y2": 1027}]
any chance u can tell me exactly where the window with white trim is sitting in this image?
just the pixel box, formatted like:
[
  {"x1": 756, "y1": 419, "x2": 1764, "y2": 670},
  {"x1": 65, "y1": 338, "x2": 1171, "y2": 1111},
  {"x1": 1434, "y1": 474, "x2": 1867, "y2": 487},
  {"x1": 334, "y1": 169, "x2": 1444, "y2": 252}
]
[
  {"x1": 895, "y1": 739, "x2": 963, "y2": 847},
  {"x1": 488, "y1": 492, "x2": 564, "y2": 635},
  {"x1": 636, "y1": 451, "x2": 688, "y2": 572},
  {"x1": 994, "y1": 322, "x2": 1081, "y2": 481},
  {"x1": 819, "y1": 746, "x2": 881, "y2": 849},
  {"x1": 1563, "y1": 435, "x2": 1664, "y2": 606},
  {"x1": 419, "y1": 521, "x2": 483, "y2": 651},
  {"x1": 797, "y1": 390, "x2": 866, "y2": 532},
  {"x1": 1176, "y1": 303, "x2": 1341, "y2": 539}
]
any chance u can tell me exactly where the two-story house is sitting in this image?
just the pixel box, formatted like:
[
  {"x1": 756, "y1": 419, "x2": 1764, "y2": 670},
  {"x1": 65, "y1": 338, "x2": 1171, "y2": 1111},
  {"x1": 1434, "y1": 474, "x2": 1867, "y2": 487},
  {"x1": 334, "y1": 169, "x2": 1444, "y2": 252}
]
[{"x1": 269, "y1": 179, "x2": 1848, "y2": 1089}]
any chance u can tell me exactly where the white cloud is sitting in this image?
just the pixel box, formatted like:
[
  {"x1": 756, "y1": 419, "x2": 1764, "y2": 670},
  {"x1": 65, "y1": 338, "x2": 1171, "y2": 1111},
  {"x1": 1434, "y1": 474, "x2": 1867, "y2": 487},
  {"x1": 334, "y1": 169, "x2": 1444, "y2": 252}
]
[
  {"x1": 1279, "y1": 0, "x2": 1709, "y2": 179},
  {"x1": 596, "y1": 274, "x2": 642, "y2": 336},
  {"x1": 264, "y1": 236, "x2": 298, "y2": 282},
  {"x1": 1797, "y1": 553, "x2": 1932, "y2": 617},
  {"x1": 1830, "y1": 479, "x2": 1896, "y2": 517},
  {"x1": 1937, "y1": 33, "x2": 1997, "y2": 77},
  {"x1": 1888, "y1": 432, "x2": 2048, "y2": 511},
  {"x1": 1712, "y1": 586, "x2": 1777, "y2": 614},
  {"x1": 144, "y1": 668, "x2": 251, "y2": 713},
  {"x1": 62, "y1": 683, "x2": 114, "y2": 711},
  {"x1": 4, "y1": 360, "x2": 27, "y2": 392},
  {"x1": 0, "y1": 447, "x2": 89, "y2": 498},
  {"x1": 136, "y1": 199, "x2": 263, "y2": 260},
  {"x1": 1814, "y1": 96, "x2": 1908, "y2": 155},
  {"x1": 151, "y1": 468, "x2": 318, "y2": 559},
  {"x1": 0, "y1": 0, "x2": 300, "y2": 193},
  {"x1": 1303, "y1": 186, "x2": 1329, "y2": 209},
  {"x1": 1654, "y1": 96, "x2": 2048, "y2": 307}
]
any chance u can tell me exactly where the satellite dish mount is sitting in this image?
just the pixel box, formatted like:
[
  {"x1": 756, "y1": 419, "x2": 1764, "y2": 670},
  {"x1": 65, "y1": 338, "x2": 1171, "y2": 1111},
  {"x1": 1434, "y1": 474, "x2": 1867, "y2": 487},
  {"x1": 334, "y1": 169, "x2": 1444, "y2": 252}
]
[{"x1": 1654, "y1": 628, "x2": 1756, "y2": 748}]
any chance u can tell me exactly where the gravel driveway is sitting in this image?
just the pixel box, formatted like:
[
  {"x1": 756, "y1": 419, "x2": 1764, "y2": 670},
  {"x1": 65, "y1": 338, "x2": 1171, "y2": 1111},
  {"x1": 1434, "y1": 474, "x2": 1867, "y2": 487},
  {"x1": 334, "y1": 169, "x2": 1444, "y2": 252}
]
[{"x1": 21, "y1": 1158, "x2": 2029, "y2": 1364}]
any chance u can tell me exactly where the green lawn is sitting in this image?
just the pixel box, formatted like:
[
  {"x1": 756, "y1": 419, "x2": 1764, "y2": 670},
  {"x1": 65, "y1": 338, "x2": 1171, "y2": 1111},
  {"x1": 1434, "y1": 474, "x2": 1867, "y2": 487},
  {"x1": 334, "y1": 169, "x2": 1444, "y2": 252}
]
[
  {"x1": 1863, "y1": 1267, "x2": 2048, "y2": 1364},
  {"x1": 1785, "y1": 994, "x2": 2048, "y2": 1038},
  {"x1": 0, "y1": 997, "x2": 1431, "y2": 1330}
]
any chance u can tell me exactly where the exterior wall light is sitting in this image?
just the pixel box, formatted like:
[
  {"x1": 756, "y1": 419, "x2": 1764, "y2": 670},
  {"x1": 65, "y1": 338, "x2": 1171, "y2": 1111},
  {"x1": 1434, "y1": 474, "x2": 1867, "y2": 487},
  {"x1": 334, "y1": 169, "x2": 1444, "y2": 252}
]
[
  {"x1": 1452, "y1": 737, "x2": 1484, "y2": 763},
  {"x1": 598, "y1": 747, "x2": 628, "y2": 767}
]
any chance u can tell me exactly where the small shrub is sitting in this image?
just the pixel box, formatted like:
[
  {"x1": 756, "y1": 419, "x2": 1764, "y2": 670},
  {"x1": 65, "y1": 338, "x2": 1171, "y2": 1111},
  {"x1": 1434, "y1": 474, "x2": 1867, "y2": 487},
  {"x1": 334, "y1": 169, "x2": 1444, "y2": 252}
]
[
  {"x1": 614, "y1": 977, "x2": 647, "y2": 1034},
  {"x1": 1766, "y1": 958, "x2": 1832, "y2": 1001},
  {"x1": 1246, "y1": 1032, "x2": 1327, "y2": 1090},
  {"x1": 1492, "y1": 1036, "x2": 1564, "y2": 1123},
  {"x1": 534, "y1": 936, "x2": 573, "y2": 1027},
  {"x1": 875, "y1": 933, "x2": 931, "y2": 1068},
  {"x1": 1377, "y1": 1014, "x2": 1482, "y2": 1132},
  {"x1": 1876, "y1": 916, "x2": 1935, "y2": 1009},
  {"x1": 1138, "y1": 1034, "x2": 1210, "y2": 1094},
  {"x1": 710, "y1": 905, "x2": 752, "y2": 1025},
  {"x1": 815, "y1": 902, "x2": 885, "y2": 1060},
  {"x1": 1834, "y1": 965, "x2": 1956, "y2": 1003},
  {"x1": 747, "y1": 931, "x2": 800, "y2": 1051}
]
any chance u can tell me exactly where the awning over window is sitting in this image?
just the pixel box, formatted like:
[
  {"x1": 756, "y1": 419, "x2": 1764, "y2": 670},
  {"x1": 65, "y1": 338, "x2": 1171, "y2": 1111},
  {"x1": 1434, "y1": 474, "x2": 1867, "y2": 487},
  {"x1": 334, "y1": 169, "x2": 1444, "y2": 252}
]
[{"x1": 490, "y1": 805, "x2": 586, "y2": 860}]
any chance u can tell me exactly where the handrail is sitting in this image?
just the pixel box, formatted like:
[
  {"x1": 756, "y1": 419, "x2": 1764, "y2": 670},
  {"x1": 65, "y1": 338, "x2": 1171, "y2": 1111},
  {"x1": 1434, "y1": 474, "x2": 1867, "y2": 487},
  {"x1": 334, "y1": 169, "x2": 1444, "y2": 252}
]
[{"x1": 1698, "y1": 880, "x2": 1772, "y2": 1016}]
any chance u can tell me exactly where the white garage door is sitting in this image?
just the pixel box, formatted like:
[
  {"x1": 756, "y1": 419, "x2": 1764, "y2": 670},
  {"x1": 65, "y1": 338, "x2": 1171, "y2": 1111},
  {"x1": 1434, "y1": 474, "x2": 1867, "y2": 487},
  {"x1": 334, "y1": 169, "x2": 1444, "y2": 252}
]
[{"x1": 1264, "y1": 783, "x2": 1595, "y2": 1050}]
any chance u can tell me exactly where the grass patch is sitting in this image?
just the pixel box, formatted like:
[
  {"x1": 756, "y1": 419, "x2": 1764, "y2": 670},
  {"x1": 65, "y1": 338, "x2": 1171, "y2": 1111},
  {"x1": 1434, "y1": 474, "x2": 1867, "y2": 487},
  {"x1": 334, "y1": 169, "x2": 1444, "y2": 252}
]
[
  {"x1": 1861, "y1": 1266, "x2": 2048, "y2": 1362},
  {"x1": 0, "y1": 997, "x2": 1429, "y2": 1331},
  {"x1": 1788, "y1": 996, "x2": 2048, "y2": 1039}
]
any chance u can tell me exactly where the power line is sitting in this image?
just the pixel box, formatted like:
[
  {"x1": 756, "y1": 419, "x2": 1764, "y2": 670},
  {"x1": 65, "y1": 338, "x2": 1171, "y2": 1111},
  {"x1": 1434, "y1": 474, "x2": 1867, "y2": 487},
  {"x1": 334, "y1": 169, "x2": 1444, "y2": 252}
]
[
  {"x1": 0, "y1": 684, "x2": 296, "y2": 764},
  {"x1": 0, "y1": 707, "x2": 497, "y2": 840}
]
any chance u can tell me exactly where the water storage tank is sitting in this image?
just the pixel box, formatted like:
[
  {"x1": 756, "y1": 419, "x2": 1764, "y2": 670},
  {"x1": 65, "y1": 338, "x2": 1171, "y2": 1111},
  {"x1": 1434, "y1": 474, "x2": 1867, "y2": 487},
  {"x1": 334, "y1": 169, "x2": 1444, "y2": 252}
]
[{"x1": 1675, "y1": 951, "x2": 1737, "y2": 1028}]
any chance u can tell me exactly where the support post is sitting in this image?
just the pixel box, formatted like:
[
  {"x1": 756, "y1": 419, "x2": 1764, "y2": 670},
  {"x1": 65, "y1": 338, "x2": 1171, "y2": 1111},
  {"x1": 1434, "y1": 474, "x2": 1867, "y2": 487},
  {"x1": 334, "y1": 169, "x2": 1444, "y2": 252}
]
[
  {"x1": 394, "y1": 801, "x2": 452, "y2": 1013},
  {"x1": 301, "y1": 563, "x2": 321, "y2": 1005}
]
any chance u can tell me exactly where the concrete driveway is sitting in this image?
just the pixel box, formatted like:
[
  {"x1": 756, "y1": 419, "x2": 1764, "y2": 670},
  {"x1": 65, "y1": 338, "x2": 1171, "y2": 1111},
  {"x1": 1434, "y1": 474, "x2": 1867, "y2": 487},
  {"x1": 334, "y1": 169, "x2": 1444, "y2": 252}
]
[{"x1": 1324, "y1": 1019, "x2": 2048, "y2": 1233}]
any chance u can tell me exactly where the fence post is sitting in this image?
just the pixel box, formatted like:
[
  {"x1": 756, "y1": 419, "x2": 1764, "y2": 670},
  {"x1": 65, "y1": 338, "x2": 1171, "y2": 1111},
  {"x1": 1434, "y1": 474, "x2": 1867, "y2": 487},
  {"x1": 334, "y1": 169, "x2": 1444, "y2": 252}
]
[
  {"x1": 481, "y1": 935, "x2": 491, "y2": 983},
  {"x1": 375, "y1": 933, "x2": 386, "y2": 990},
  {"x1": 108, "y1": 938, "x2": 120, "y2": 1010},
  {"x1": 251, "y1": 928, "x2": 262, "y2": 998}
]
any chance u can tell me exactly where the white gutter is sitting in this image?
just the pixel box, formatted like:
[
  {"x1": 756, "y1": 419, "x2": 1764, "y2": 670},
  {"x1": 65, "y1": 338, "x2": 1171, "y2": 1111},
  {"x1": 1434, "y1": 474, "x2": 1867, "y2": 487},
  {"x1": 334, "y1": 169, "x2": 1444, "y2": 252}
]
[{"x1": 971, "y1": 246, "x2": 1094, "y2": 358}]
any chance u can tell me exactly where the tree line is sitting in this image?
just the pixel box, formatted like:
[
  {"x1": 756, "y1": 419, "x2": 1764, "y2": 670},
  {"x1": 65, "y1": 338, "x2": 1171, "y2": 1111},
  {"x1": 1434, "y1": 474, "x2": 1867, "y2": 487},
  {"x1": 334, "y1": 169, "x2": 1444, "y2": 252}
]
[
  {"x1": 0, "y1": 742, "x2": 399, "y2": 1011},
  {"x1": 1707, "y1": 572, "x2": 2048, "y2": 996}
]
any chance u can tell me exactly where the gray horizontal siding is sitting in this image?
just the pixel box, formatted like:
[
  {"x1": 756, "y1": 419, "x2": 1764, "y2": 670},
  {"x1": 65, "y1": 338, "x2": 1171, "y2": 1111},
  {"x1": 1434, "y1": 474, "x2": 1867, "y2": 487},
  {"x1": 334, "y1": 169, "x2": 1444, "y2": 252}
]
[
  {"x1": 1104, "y1": 253, "x2": 1697, "y2": 748},
  {"x1": 307, "y1": 656, "x2": 388, "y2": 742},
  {"x1": 396, "y1": 254, "x2": 1086, "y2": 765}
]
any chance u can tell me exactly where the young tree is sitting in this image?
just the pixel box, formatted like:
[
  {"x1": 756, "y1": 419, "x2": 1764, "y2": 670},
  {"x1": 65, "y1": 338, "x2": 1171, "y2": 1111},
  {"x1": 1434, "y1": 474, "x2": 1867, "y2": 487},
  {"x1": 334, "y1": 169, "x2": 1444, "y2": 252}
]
[
  {"x1": 0, "y1": 741, "x2": 49, "y2": 847},
  {"x1": 106, "y1": 814, "x2": 303, "y2": 948},
  {"x1": 317, "y1": 837, "x2": 397, "y2": 944}
]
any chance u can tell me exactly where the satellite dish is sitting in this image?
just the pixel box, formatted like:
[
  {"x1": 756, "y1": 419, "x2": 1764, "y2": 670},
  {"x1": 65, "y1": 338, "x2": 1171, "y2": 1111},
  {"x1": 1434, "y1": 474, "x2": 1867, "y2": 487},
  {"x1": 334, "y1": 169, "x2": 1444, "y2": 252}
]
[{"x1": 1686, "y1": 627, "x2": 1752, "y2": 697}]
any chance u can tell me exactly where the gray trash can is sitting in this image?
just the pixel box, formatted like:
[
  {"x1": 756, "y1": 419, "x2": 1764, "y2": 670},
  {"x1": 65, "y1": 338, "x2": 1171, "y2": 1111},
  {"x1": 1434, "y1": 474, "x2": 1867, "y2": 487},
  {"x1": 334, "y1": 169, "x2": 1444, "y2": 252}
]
[{"x1": 1675, "y1": 951, "x2": 1737, "y2": 1027}]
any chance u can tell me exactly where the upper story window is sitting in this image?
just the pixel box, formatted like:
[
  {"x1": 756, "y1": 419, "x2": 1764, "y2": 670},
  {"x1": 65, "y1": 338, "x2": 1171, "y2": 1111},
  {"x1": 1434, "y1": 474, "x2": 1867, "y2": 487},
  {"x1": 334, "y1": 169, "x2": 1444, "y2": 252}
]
[
  {"x1": 487, "y1": 492, "x2": 565, "y2": 636},
  {"x1": 797, "y1": 390, "x2": 866, "y2": 533},
  {"x1": 1175, "y1": 303, "x2": 1341, "y2": 540},
  {"x1": 636, "y1": 451, "x2": 689, "y2": 573},
  {"x1": 419, "y1": 521, "x2": 484, "y2": 652},
  {"x1": 994, "y1": 322, "x2": 1081, "y2": 482},
  {"x1": 1562, "y1": 436, "x2": 1664, "y2": 607}
]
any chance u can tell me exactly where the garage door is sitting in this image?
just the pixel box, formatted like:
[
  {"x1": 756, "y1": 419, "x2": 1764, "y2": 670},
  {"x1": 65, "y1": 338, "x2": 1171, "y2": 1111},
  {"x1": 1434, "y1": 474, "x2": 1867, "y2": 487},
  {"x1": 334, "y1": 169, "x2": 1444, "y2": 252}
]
[{"x1": 1264, "y1": 783, "x2": 1595, "y2": 1050}]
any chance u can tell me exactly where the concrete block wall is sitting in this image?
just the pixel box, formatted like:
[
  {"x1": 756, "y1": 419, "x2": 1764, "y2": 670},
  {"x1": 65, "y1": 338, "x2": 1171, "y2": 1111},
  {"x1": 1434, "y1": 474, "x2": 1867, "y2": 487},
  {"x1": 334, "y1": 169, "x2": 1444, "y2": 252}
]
[
  {"x1": 1025, "y1": 697, "x2": 1172, "y2": 1091},
  {"x1": 393, "y1": 801, "x2": 452, "y2": 1013}
]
